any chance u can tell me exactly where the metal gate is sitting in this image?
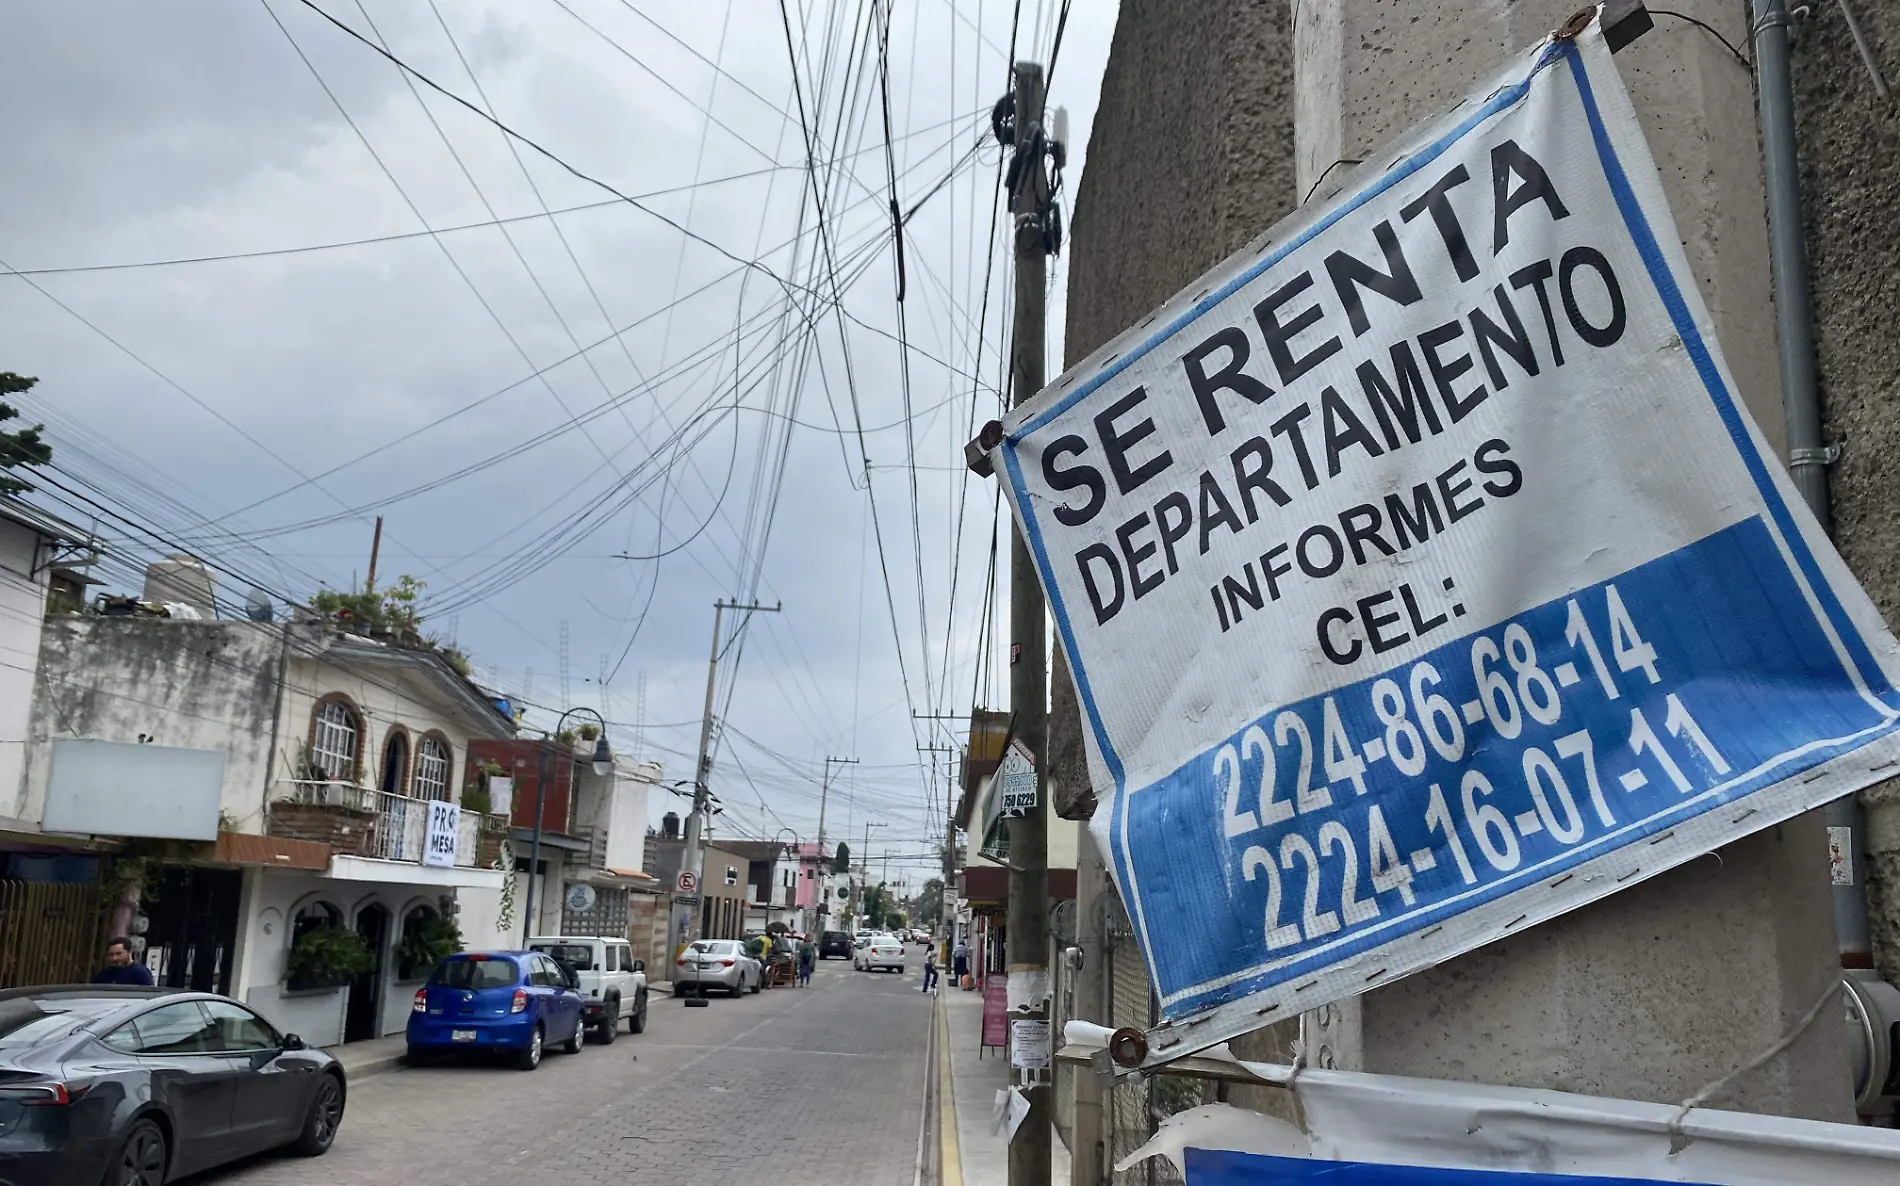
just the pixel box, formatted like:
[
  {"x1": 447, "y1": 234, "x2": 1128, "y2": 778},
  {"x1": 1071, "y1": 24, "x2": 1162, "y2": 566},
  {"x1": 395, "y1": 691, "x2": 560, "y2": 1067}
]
[
  {"x1": 0, "y1": 880, "x2": 110, "y2": 988},
  {"x1": 1100, "y1": 890, "x2": 1210, "y2": 1186},
  {"x1": 561, "y1": 884, "x2": 629, "y2": 938}
]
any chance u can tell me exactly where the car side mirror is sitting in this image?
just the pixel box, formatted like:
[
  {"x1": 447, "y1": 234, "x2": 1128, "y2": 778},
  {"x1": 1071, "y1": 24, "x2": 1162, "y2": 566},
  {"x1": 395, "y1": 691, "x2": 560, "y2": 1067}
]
[
  {"x1": 282, "y1": 1033, "x2": 306, "y2": 1051},
  {"x1": 632, "y1": 960, "x2": 645, "y2": 974}
]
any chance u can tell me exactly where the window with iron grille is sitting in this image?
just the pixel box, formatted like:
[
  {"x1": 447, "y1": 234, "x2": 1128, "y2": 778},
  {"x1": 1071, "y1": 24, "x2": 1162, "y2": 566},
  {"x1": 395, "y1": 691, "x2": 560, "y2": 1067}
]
[
  {"x1": 414, "y1": 736, "x2": 451, "y2": 801},
  {"x1": 311, "y1": 700, "x2": 358, "y2": 781}
]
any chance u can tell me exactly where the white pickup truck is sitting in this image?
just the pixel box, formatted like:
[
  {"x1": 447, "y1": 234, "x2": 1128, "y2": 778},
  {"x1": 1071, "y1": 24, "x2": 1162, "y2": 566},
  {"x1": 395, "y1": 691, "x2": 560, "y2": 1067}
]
[{"x1": 527, "y1": 935, "x2": 649, "y2": 1042}]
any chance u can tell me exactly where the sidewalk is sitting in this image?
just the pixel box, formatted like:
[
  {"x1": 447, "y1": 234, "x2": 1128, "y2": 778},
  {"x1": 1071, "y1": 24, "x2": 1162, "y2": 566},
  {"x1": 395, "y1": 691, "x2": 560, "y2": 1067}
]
[{"x1": 938, "y1": 981, "x2": 1071, "y2": 1186}]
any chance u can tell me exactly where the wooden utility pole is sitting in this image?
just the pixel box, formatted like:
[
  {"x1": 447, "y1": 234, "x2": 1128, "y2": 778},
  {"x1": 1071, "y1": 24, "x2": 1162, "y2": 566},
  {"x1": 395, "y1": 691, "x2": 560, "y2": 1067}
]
[
  {"x1": 817, "y1": 755, "x2": 856, "y2": 929},
  {"x1": 677, "y1": 598, "x2": 779, "y2": 952},
  {"x1": 365, "y1": 515, "x2": 383, "y2": 590},
  {"x1": 1006, "y1": 58, "x2": 1052, "y2": 1186}
]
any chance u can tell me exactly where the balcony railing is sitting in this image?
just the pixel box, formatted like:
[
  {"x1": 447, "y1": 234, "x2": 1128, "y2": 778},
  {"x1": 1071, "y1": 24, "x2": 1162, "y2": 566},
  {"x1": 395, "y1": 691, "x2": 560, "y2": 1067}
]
[{"x1": 268, "y1": 780, "x2": 507, "y2": 869}]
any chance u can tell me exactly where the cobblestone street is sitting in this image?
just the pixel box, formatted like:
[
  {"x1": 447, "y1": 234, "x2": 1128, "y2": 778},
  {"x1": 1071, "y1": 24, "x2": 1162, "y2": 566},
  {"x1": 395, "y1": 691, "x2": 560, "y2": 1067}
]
[{"x1": 191, "y1": 952, "x2": 932, "y2": 1186}]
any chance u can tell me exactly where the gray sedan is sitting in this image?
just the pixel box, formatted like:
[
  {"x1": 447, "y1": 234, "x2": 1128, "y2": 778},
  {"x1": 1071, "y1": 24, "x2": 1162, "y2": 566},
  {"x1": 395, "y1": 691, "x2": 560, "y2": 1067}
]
[{"x1": 671, "y1": 939, "x2": 762, "y2": 998}]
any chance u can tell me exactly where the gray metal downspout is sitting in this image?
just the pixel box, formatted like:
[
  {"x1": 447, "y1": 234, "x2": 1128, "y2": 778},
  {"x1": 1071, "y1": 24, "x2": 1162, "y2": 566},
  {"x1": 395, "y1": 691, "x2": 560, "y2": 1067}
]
[{"x1": 1751, "y1": 0, "x2": 1873, "y2": 969}]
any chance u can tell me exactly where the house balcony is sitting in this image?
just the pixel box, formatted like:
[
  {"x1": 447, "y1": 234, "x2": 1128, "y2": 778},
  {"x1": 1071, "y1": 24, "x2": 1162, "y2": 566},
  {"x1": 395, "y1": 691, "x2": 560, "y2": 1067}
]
[{"x1": 267, "y1": 780, "x2": 509, "y2": 879}]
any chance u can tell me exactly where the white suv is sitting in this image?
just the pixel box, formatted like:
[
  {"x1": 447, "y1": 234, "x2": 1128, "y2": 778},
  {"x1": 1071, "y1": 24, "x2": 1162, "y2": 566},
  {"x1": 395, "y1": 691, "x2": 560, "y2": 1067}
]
[{"x1": 528, "y1": 936, "x2": 648, "y2": 1041}]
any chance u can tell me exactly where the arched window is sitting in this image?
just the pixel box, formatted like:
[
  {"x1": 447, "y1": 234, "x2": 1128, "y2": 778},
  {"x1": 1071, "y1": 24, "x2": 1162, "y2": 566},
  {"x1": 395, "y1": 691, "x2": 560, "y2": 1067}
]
[
  {"x1": 291, "y1": 900, "x2": 342, "y2": 946},
  {"x1": 414, "y1": 735, "x2": 452, "y2": 802},
  {"x1": 380, "y1": 729, "x2": 409, "y2": 796},
  {"x1": 310, "y1": 700, "x2": 360, "y2": 781}
]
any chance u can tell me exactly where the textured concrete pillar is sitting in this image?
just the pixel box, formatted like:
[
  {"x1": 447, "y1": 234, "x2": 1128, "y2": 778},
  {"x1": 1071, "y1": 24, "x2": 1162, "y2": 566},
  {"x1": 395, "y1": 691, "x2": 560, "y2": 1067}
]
[
  {"x1": 1792, "y1": 0, "x2": 1900, "y2": 987},
  {"x1": 1291, "y1": 0, "x2": 1846, "y2": 1119}
]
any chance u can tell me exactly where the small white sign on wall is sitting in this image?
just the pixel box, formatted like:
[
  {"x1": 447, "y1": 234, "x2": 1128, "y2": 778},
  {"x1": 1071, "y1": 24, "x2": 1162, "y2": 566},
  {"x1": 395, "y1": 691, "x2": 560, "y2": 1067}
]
[{"x1": 423, "y1": 800, "x2": 461, "y2": 868}]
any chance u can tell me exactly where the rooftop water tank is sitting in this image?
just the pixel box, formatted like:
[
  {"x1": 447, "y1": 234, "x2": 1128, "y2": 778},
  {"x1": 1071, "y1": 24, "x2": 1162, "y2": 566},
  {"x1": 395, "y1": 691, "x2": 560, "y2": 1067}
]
[{"x1": 142, "y1": 555, "x2": 216, "y2": 619}]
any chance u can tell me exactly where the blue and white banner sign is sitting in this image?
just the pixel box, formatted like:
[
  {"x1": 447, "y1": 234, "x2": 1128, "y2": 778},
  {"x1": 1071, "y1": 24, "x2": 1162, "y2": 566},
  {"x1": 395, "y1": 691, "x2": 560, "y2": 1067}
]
[
  {"x1": 996, "y1": 18, "x2": 1900, "y2": 1052},
  {"x1": 1185, "y1": 1149, "x2": 1694, "y2": 1186}
]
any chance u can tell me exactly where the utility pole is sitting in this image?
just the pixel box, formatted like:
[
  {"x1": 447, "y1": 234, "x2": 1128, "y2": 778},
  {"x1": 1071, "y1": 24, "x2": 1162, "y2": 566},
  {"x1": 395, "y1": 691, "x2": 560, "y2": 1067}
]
[
  {"x1": 1005, "y1": 58, "x2": 1054, "y2": 1186},
  {"x1": 918, "y1": 740, "x2": 959, "y2": 944},
  {"x1": 817, "y1": 755, "x2": 855, "y2": 931},
  {"x1": 678, "y1": 598, "x2": 780, "y2": 951},
  {"x1": 365, "y1": 514, "x2": 383, "y2": 590}
]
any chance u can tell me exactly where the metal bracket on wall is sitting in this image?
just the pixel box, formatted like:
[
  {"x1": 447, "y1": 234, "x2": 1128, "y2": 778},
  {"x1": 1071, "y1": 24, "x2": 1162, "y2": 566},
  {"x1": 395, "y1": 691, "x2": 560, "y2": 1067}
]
[
  {"x1": 1789, "y1": 442, "x2": 1844, "y2": 470},
  {"x1": 1556, "y1": 2, "x2": 1653, "y2": 52}
]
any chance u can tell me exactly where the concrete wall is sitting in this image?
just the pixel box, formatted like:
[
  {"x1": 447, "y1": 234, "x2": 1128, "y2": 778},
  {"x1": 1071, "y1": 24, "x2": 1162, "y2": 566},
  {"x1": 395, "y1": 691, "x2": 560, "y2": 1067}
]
[
  {"x1": 21, "y1": 618, "x2": 282, "y2": 826},
  {"x1": 0, "y1": 520, "x2": 50, "y2": 815},
  {"x1": 1056, "y1": 0, "x2": 1301, "y2": 1126},
  {"x1": 1793, "y1": 1, "x2": 1900, "y2": 986}
]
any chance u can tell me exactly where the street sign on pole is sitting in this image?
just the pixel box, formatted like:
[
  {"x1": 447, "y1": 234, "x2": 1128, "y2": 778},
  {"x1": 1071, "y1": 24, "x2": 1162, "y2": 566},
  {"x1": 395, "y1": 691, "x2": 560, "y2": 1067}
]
[
  {"x1": 996, "y1": 22, "x2": 1900, "y2": 1069},
  {"x1": 676, "y1": 870, "x2": 697, "y2": 895},
  {"x1": 998, "y1": 738, "x2": 1038, "y2": 818}
]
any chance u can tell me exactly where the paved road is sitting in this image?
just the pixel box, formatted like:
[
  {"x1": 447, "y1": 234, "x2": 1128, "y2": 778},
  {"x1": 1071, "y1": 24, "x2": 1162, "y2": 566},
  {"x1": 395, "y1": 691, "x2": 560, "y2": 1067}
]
[{"x1": 192, "y1": 947, "x2": 933, "y2": 1186}]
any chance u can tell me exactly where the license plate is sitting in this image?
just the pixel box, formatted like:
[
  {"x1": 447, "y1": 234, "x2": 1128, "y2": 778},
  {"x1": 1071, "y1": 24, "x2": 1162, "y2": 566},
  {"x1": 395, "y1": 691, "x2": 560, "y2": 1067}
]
[{"x1": 452, "y1": 1029, "x2": 477, "y2": 1043}]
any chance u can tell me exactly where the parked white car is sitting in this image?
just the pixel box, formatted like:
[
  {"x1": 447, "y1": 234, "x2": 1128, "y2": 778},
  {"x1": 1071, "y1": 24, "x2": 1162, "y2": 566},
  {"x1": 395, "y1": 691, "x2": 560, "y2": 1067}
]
[
  {"x1": 858, "y1": 935, "x2": 906, "y2": 973},
  {"x1": 527, "y1": 935, "x2": 649, "y2": 1041}
]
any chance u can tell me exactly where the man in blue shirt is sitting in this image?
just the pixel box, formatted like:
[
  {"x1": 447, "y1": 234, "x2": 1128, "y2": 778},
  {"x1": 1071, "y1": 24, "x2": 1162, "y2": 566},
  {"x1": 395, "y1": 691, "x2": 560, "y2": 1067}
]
[{"x1": 92, "y1": 937, "x2": 154, "y2": 986}]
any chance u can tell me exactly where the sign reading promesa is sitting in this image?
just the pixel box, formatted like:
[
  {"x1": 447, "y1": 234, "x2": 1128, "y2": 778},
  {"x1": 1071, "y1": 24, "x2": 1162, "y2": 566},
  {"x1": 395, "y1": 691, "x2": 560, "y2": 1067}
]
[{"x1": 997, "y1": 25, "x2": 1900, "y2": 1059}]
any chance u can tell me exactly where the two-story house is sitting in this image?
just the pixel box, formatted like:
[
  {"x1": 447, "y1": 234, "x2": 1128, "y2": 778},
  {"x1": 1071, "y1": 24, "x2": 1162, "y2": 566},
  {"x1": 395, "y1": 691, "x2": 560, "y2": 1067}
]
[{"x1": 21, "y1": 577, "x2": 517, "y2": 1047}]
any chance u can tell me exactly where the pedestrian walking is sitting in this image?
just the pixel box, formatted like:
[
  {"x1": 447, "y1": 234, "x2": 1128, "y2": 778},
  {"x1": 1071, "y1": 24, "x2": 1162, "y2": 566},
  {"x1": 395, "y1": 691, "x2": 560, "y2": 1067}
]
[
  {"x1": 93, "y1": 937, "x2": 154, "y2": 986},
  {"x1": 921, "y1": 944, "x2": 939, "y2": 993},
  {"x1": 952, "y1": 938, "x2": 969, "y2": 984},
  {"x1": 797, "y1": 939, "x2": 815, "y2": 986}
]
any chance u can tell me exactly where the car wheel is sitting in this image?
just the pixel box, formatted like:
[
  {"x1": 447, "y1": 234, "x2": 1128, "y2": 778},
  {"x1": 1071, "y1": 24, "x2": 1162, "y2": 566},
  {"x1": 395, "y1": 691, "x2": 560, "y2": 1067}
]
[
  {"x1": 731, "y1": 980, "x2": 745, "y2": 998},
  {"x1": 595, "y1": 997, "x2": 619, "y2": 1044},
  {"x1": 104, "y1": 1117, "x2": 167, "y2": 1186},
  {"x1": 289, "y1": 1071, "x2": 345, "y2": 1157},
  {"x1": 629, "y1": 990, "x2": 648, "y2": 1034},
  {"x1": 516, "y1": 1024, "x2": 544, "y2": 1070},
  {"x1": 563, "y1": 1017, "x2": 586, "y2": 1055}
]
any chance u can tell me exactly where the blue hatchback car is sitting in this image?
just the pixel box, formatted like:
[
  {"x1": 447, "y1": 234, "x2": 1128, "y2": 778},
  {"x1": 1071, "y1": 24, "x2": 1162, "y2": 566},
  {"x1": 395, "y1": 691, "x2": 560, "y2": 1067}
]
[{"x1": 406, "y1": 951, "x2": 586, "y2": 1070}]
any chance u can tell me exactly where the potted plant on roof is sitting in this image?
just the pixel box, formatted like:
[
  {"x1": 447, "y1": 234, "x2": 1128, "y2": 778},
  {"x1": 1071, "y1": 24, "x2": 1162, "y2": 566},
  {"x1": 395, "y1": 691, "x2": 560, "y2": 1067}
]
[{"x1": 284, "y1": 925, "x2": 374, "y2": 992}]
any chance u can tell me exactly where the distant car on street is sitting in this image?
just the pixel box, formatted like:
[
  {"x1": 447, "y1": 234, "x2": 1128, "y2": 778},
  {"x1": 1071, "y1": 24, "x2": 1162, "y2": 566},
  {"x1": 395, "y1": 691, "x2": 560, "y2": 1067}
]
[
  {"x1": 528, "y1": 935, "x2": 648, "y2": 1041},
  {"x1": 857, "y1": 935, "x2": 906, "y2": 973},
  {"x1": 407, "y1": 951, "x2": 587, "y2": 1070},
  {"x1": 0, "y1": 984, "x2": 345, "y2": 1186},
  {"x1": 673, "y1": 939, "x2": 762, "y2": 998},
  {"x1": 818, "y1": 930, "x2": 854, "y2": 960}
]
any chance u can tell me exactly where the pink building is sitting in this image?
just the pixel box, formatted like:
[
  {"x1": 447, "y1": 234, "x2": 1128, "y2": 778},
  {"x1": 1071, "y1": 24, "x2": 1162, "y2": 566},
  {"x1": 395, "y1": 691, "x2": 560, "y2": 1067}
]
[{"x1": 792, "y1": 842, "x2": 831, "y2": 913}]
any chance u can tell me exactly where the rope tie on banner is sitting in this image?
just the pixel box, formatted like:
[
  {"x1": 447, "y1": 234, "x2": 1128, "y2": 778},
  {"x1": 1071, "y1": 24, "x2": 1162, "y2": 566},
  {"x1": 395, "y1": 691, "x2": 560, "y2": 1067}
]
[{"x1": 1665, "y1": 976, "x2": 1844, "y2": 1149}]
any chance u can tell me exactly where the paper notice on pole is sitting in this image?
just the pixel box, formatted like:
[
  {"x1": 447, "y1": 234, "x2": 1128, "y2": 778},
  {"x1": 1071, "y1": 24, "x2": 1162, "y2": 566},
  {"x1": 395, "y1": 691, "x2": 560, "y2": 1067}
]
[
  {"x1": 1010, "y1": 1019, "x2": 1052, "y2": 1071},
  {"x1": 993, "y1": 1087, "x2": 1032, "y2": 1142},
  {"x1": 995, "y1": 19, "x2": 1900, "y2": 1065}
]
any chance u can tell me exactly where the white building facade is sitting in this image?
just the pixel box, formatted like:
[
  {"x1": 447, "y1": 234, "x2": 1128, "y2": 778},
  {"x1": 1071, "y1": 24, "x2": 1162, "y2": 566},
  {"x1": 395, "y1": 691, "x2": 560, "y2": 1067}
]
[{"x1": 21, "y1": 614, "x2": 516, "y2": 1047}]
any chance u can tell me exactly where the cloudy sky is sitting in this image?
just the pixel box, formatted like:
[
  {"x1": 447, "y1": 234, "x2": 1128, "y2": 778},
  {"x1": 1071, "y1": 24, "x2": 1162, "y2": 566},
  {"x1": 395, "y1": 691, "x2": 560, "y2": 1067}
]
[{"x1": 1, "y1": 0, "x2": 1119, "y2": 888}]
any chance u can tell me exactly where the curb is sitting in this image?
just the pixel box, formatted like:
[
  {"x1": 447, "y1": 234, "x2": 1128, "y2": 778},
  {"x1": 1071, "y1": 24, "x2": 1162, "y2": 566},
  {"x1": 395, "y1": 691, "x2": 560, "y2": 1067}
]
[{"x1": 337, "y1": 1052, "x2": 407, "y2": 1081}]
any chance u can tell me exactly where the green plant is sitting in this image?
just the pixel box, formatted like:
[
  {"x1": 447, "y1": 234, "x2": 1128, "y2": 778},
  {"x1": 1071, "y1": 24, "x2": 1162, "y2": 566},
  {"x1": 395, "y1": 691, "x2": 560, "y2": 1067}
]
[
  {"x1": 555, "y1": 729, "x2": 576, "y2": 744},
  {"x1": 309, "y1": 574, "x2": 427, "y2": 636},
  {"x1": 576, "y1": 723, "x2": 600, "y2": 741},
  {"x1": 434, "y1": 642, "x2": 471, "y2": 677},
  {"x1": 0, "y1": 373, "x2": 53, "y2": 496},
  {"x1": 285, "y1": 926, "x2": 373, "y2": 986},
  {"x1": 494, "y1": 841, "x2": 517, "y2": 932},
  {"x1": 461, "y1": 782, "x2": 493, "y2": 814},
  {"x1": 395, "y1": 914, "x2": 462, "y2": 979}
]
